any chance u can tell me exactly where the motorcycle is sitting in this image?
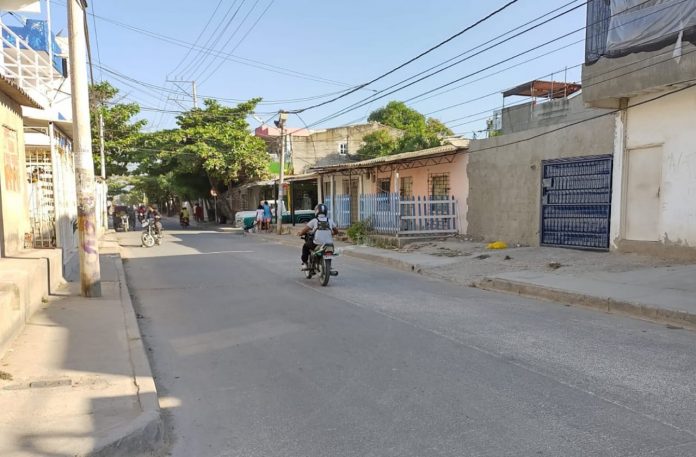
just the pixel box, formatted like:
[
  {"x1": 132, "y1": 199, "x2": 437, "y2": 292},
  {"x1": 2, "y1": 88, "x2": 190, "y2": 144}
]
[
  {"x1": 141, "y1": 217, "x2": 162, "y2": 248},
  {"x1": 120, "y1": 214, "x2": 130, "y2": 232},
  {"x1": 301, "y1": 235, "x2": 338, "y2": 286},
  {"x1": 180, "y1": 215, "x2": 190, "y2": 228}
]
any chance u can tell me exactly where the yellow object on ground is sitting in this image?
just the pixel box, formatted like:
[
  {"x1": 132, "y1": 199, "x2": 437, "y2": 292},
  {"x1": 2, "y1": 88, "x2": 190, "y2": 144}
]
[{"x1": 487, "y1": 241, "x2": 508, "y2": 250}]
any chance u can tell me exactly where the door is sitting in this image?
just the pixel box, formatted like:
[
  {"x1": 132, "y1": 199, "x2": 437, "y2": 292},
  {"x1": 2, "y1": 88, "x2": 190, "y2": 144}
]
[
  {"x1": 624, "y1": 146, "x2": 662, "y2": 241},
  {"x1": 349, "y1": 178, "x2": 359, "y2": 223},
  {"x1": 540, "y1": 155, "x2": 613, "y2": 250}
]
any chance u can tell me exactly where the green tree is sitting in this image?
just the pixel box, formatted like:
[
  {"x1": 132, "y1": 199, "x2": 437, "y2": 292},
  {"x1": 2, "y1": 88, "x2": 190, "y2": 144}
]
[
  {"x1": 130, "y1": 98, "x2": 269, "y2": 204},
  {"x1": 358, "y1": 101, "x2": 453, "y2": 159},
  {"x1": 89, "y1": 81, "x2": 146, "y2": 176}
]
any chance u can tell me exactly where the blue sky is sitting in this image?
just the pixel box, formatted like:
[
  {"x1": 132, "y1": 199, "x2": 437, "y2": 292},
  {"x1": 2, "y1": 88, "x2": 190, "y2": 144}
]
[{"x1": 37, "y1": 0, "x2": 589, "y2": 136}]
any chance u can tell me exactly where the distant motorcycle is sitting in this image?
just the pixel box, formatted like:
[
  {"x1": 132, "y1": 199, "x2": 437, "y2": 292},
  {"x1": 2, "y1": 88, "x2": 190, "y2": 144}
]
[
  {"x1": 180, "y1": 215, "x2": 190, "y2": 228},
  {"x1": 120, "y1": 214, "x2": 130, "y2": 232},
  {"x1": 141, "y1": 216, "x2": 162, "y2": 248},
  {"x1": 301, "y1": 235, "x2": 338, "y2": 286}
]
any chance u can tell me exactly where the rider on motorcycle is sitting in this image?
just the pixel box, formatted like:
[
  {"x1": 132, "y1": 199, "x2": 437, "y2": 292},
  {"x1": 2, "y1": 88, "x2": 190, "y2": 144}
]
[
  {"x1": 146, "y1": 206, "x2": 163, "y2": 236},
  {"x1": 298, "y1": 203, "x2": 338, "y2": 271}
]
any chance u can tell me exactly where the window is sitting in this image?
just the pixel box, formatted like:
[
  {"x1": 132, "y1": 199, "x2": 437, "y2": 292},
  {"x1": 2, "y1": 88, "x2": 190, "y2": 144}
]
[
  {"x1": 399, "y1": 176, "x2": 413, "y2": 198},
  {"x1": 429, "y1": 173, "x2": 450, "y2": 198},
  {"x1": 377, "y1": 178, "x2": 390, "y2": 194},
  {"x1": 338, "y1": 142, "x2": 348, "y2": 155}
]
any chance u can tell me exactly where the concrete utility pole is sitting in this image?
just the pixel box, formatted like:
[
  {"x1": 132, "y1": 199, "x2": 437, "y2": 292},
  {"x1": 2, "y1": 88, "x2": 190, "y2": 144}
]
[
  {"x1": 276, "y1": 111, "x2": 288, "y2": 234},
  {"x1": 167, "y1": 79, "x2": 198, "y2": 109},
  {"x1": 68, "y1": 0, "x2": 101, "y2": 297}
]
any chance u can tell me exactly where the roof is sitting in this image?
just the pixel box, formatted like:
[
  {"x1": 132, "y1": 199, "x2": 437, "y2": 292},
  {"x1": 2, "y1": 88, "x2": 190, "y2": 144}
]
[
  {"x1": 311, "y1": 142, "x2": 468, "y2": 173},
  {"x1": 22, "y1": 107, "x2": 73, "y2": 139},
  {"x1": 285, "y1": 172, "x2": 318, "y2": 182},
  {"x1": 503, "y1": 80, "x2": 582, "y2": 99},
  {"x1": 0, "y1": 74, "x2": 42, "y2": 109}
]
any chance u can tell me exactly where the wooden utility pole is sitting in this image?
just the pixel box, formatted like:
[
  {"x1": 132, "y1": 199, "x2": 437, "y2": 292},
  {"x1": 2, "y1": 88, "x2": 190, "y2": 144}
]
[{"x1": 68, "y1": 0, "x2": 101, "y2": 297}]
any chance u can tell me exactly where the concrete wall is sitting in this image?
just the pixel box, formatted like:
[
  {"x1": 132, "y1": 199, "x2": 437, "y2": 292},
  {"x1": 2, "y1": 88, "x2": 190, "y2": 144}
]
[
  {"x1": 502, "y1": 95, "x2": 609, "y2": 134},
  {"x1": 582, "y1": 42, "x2": 696, "y2": 108},
  {"x1": 466, "y1": 115, "x2": 615, "y2": 246},
  {"x1": 0, "y1": 92, "x2": 29, "y2": 256},
  {"x1": 291, "y1": 123, "x2": 402, "y2": 173},
  {"x1": 610, "y1": 85, "x2": 696, "y2": 256}
]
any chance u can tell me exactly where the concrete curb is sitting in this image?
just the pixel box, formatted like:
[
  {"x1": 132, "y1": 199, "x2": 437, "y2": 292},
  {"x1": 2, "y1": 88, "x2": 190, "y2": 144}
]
[
  {"x1": 476, "y1": 277, "x2": 696, "y2": 329},
  {"x1": 89, "y1": 253, "x2": 163, "y2": 457}
]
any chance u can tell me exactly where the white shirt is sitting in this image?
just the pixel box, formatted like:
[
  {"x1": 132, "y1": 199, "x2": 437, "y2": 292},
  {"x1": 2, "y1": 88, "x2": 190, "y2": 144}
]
[{"x1": 306, "y1": 215, "x2": 336, "y2": 245}]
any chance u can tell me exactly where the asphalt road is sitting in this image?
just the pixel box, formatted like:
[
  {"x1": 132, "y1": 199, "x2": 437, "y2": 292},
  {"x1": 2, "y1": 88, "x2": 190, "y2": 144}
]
[{"x1": 118, "y1": 225, "x2": 696, "y2": 457}]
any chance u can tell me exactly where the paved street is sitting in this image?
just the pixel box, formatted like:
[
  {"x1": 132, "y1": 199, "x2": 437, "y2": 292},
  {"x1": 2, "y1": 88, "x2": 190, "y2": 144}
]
[{"x1": 118, "y1": 226, "x2": 696, "y2": 457}]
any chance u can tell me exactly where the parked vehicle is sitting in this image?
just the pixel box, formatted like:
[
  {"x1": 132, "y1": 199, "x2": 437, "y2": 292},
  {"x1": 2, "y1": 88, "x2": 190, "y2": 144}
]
[
  {"x1": 141, "y1": 217, "x2": 162, "y2": 247},
  {"x1": 301, "y1": 234, "x2": 338, "y2": 286}
]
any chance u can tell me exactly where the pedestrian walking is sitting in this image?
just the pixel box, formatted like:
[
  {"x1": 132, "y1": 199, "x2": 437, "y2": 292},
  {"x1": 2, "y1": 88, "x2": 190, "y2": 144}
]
[{"x1": 255, "y1": 203, "x2": 264, "y2": 232}]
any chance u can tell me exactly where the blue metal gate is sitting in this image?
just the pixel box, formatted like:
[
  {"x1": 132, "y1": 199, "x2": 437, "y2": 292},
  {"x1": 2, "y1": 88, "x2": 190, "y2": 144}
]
[{"x1": 540, "y1": 155, "x2": 612, "y2": 250}]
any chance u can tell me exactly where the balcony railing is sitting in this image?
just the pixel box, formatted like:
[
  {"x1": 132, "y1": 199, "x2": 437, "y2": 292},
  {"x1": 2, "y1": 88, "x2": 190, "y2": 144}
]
[{"x1": 0, "y1": 19, "x2": 65, "y2": 108}]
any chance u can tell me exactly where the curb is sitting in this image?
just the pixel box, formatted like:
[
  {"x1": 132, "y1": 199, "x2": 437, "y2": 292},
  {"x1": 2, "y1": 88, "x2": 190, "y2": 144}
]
[
  {"x1": 90, "y1": 253, "x2": 163, "y2": 457},
  {"x1": 476, "y1": 277, "x2": 696, "y2": 329}
]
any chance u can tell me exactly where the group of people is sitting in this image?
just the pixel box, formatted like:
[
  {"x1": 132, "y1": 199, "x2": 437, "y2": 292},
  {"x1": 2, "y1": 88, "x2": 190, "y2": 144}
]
[{"x1": 255, "y1": 200, "x2": 273, "y2": 232}]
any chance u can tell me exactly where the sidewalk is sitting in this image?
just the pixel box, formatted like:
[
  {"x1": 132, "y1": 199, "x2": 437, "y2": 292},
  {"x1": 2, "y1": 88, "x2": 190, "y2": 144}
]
[
  {"x1": 252, "y1": 231, "x2": 696, "y2": 328},
  {"x1": 0, "y1": 244, "x2": 162, "y2": 456}
]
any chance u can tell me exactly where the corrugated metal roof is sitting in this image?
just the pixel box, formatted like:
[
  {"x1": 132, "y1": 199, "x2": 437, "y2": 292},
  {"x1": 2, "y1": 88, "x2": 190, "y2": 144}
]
[
  {"x1": 0, "y1": 74, "x2": 42, "y2": 109},
  {"x1": 310, "y1": 142, "x2": 468, "y2": 172}
]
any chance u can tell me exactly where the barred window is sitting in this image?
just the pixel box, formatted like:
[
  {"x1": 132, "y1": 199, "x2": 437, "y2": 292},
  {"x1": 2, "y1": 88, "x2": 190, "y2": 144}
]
[
  {"x1": 377, "y1": 178, "x2": 390, "y2": 194},
  {"x1": 399, "y1": 176, "x2": 413, "y2": 197},
  {"x1": 429, "y1": 173, "x2": 450, "y2": 198}
]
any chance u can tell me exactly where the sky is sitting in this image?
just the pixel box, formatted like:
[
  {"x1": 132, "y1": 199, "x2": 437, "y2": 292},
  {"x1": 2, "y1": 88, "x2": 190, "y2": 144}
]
[{"x1": 23, "y1": 0, "x2": 589, "y2": 136}]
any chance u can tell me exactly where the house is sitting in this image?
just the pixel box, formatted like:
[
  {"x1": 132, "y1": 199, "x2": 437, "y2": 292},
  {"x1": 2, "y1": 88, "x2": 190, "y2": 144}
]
[
  {"x1": 222, "y1": 122, "x2": 404, "y2": 218},
  {"x1": 312, "y1": 140, "x2": 469, "y2": 237},
  {"x1": 582, "y1": 0, "x2": 696, "y2": 258},
  {"x1": 465, "y1": 80, "x2": 615, "y2": 249}
]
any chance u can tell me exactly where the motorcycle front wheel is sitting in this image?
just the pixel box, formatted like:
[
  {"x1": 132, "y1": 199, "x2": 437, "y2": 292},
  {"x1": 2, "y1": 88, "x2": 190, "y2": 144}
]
[
  {"x1": 142, "y1": 232, "x2": 155, "y2": 248},
  {"x1": 320, "y1": 258, "x2": 331, "y2": 286}
]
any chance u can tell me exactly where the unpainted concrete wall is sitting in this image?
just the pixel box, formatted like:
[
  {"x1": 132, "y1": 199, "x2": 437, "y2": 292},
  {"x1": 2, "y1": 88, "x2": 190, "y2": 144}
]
[
  {"x1": 466, "y1": 115, "x2": 615, "y2": 246},
  {"x1": 291, "y1": 123, "x2": 402, "y2": 173},
  {"x1": 582, "y1": 42, "x2": 696, "y2": 108},
  {"x1": 502, "y1": 96, "x2": 611, "y2": 134}
]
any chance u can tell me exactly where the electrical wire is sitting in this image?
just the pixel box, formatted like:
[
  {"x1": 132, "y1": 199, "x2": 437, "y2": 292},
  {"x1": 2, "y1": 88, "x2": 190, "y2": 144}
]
[{"x1": 291, "y1": 0, "x2": 522, "y2": 114}]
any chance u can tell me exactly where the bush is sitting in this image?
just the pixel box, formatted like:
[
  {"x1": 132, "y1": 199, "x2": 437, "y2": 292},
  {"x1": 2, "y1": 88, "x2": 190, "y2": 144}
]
[{"x1": 346, "y1": 219, "x2": 373, "y2": 244}]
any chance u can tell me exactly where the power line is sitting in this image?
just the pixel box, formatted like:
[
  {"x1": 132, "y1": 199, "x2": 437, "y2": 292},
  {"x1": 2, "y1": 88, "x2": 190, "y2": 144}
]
[
  {"x1": 168, "y1": 0, "x2": 224, "y2": 78},
  {"x1": 177, "y1": 0, "x2": 244, "y2": 79},
  {"x1": 291, "y1": 0, "x2": 522, "y2": 114},
  {"x1": 302, "y1": 1, "x2": 589, "y2": 126},
  {"x1": 304, "y1": 0, "x2": 679, "y2": 129},
  {"x1": 198, "y1": 0, "x2": 276, "y2": 86}
]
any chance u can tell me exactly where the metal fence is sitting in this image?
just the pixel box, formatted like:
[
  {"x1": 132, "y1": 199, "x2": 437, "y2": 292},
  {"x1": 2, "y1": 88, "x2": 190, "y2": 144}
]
[
  {"x1": 325, "y1": 194, "x2": 351, "y2": 228},
  {"x1": 359, "y1": 193, "x2": 400, "y2": 234},
  {"x1": 399, "y1": 195, "x2": 458, "y2": 235}
]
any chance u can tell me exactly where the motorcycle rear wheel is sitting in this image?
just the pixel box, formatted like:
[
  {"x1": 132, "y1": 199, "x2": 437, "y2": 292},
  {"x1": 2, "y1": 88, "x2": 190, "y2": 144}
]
[{"x1": 320, "y1": 258, "x2": 331, "y2": 286}]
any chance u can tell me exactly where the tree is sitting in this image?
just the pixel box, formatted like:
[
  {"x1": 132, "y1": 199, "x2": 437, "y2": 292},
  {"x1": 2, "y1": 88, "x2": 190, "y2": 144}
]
[
  {"x1": 130, "y1": 98, "x2": 270, "y2": 204},
  {"x1": 89, "y1": 81, "x2": 146, "y2": 176},
  {"x1": 358, "y1": 101, "x2": 453, "y2": 159}
]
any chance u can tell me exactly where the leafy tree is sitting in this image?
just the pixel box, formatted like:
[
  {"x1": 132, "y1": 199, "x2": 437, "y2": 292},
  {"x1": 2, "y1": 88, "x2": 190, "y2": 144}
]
[
  {"x1": 358, "y1": 101, "x2": 453, "y2": 159},
  {"x1": 130, "y1": 98, "x2": 269, "y2": 204},
  {"x1": 89, "y1": 81, "x2": 146, "y2": 176}
]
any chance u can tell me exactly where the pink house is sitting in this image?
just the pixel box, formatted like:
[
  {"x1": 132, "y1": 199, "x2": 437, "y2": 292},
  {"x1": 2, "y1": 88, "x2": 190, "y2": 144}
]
[{"x1": 311, "y1": 140, "x2": 469, "y2": 235}]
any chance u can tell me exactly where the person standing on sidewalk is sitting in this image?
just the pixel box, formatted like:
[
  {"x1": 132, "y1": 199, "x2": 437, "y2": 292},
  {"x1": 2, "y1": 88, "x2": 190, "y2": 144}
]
[{"x1": 263, "y1": 200, "x2": 272, "y2": 232}]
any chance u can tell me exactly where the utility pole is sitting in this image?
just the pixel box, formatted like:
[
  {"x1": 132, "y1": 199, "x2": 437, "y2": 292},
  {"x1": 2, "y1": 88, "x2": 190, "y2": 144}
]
[
  {"x1": 167, "y1": 79, "x2": 197, "y2": 109},
  {"x1": 68, "y1": 0, "x2": 101, "y2": 297},
  {"x1": 98, "y1": 111, "x2": 105, "y2": 179},
  {"x1": 275, "y1": 111, "x2": 288, "y2": 234}
]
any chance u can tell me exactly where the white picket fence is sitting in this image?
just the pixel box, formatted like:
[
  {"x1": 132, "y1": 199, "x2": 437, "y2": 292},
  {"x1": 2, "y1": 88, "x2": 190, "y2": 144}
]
[{"x1": 327, "y1": 192, "x2": 458, "y2": 236}]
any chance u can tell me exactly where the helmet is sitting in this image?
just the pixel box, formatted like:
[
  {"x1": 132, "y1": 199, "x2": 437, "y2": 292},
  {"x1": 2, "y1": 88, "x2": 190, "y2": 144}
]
[{"x1": 314, "y1": 203, "x2": 328, "y2": 216}]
